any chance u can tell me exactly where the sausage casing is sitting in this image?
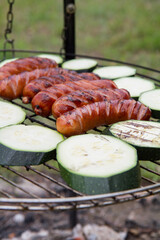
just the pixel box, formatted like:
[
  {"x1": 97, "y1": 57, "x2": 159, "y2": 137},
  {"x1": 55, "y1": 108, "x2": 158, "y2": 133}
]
[
  {"x1": 32, "y1": 79, "x2": 117, "y2": 116},
  {"x1": 0, "y1": 68, "x2": 64, "y2": 100},
  {"x1": 52, "y1": 88, "x2": 130, "y2": 118},
  {"x1": 0, "y1": 57, "x2": 58, "y2": 80},
  {"x1": 22, "y1": 72, "x2": 83, "y2": 103},
  {"x1": 56, "y1": 99, "x2": 151, "y2": 136},
  {"x1": 78, "y1": 72, "x2": 100, "y2": 80}
]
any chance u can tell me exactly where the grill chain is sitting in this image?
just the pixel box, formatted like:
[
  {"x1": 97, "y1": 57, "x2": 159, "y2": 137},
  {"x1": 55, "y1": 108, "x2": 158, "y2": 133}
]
[{"x1": 3, "y1": 0, "x2": 15, "y2": 59}]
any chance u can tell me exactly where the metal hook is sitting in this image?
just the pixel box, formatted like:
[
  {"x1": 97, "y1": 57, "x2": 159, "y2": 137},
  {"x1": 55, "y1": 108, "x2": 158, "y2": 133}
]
[{"x1": 66, "y1": 3, "x2": 76, "y2": 14}]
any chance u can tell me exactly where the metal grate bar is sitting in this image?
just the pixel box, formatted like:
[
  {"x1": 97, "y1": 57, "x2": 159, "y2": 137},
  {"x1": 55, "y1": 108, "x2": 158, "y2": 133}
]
[
  {"x1": 0, "y1": 190, "x2": 13, "y2": 198},
  {"x1": 0, "y1": 50, "x2": 159, "y2": 210},
  {"x1": 3, "y1": 166, "x2": 63, "y2": 198},
  {"x1": 141, "y1": 176, "x2": 157, "y2": 184},
  {"x1": 26, "y1": 166, "x2": 83, "y2": 196},
  {"x1": 11, "y1": 101, "x2": 33, "y2": 110},
  {"x1": 154, "y1": 161, "x2": 160, "y2": 166},
  {"x1": 140, "y1": 165, "x2": 160, "y2": 177},
  {"x1": 0, "y1": 175, "x2": 39, "y2": 199},
  {"x1": 0, "y1": 184, "x2": 160, "y2": 204},
  {"x1": 42, "y1": 163, "x2": 100, "y2": 205},
  {"x1": 26, "y1": 116, "x2": 57, "y2": 130},
  {"x1": 43, "y1": 162, "x2": 60, "y2": 173},
  {"x1": 136, "y1": 73, "x2": 160, "y2": 84}
]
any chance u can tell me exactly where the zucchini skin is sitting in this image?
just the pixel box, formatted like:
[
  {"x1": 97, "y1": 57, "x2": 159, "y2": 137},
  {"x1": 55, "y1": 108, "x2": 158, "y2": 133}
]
[
  {"x1": 151, "y1": 110, "x2": 160, "y2": 120},
  {"x1": 0, "y1": 144, "x2": 56, "y2": 166},
  {"x1": 62, "y1": 60, "x2": 98, "y2": 73},
  {"x1": 104, "y1": 128, "x2": 160, "y2": 161},
  {"x1": 135, "y1": 145, "x2": 160, "y2": 161},
  {"x1": 73, "y1": 65, "x2": 97, "y2": 73},
  {"x1": 58, "y1": 162, "x2": 141, "y2": 195}
]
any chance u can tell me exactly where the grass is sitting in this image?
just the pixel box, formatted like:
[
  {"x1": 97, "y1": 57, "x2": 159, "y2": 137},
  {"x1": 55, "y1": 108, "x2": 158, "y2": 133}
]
[{"x1": 0, "y1": 1, "x2": 160, "y2": 69}]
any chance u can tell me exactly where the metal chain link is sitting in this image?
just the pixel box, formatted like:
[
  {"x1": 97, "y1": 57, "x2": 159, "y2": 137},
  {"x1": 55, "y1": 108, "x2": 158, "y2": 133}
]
[{"x1": 3, "y1": 0, "x2": 15, "y2": 59}]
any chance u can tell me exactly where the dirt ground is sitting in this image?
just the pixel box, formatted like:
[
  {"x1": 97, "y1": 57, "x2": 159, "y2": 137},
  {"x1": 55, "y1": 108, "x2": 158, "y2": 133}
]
[{"x1": 0, "y1": 194, "x2": 160, "y2": 240}]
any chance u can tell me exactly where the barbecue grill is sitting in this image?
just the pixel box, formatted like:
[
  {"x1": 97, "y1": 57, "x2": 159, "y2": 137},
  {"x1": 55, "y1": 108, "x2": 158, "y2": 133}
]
[{"x1": 0, "y1": 0, "x2": 160, "y2": 227}]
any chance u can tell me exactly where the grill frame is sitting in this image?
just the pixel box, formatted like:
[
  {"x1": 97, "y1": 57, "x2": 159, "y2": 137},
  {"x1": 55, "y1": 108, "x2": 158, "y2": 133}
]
[{"x1": 0, "y1": 49, "x2": 160, "y2": 211}]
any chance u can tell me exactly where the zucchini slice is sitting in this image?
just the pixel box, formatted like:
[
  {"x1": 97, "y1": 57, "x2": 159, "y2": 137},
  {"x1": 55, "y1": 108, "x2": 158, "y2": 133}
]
[
  {"x1": 37, "y1": 54, "x2": 63, "y2": 65},
  {"x1": 93, "y1": 66, "x2": 136, "y2": 79},
  {"x1": 62, "y1": 58, "x2": 98, "y2": 72},
  {"x1": 57, "y1": 134, "x2": 140, "y2": 195},
  {"x1": 0, "y1": 101, "x2": 26, "y2": 128},
  {"x1": 108, "y1": 120, "x2": 160, "y2": 161},
  {"x1": 114, "y1": 77, "x2": 155, "y2": 100},
  {"x1": 0, "y1": 124, "x2": 64, "y2": 166},
  {"x1": 139, "y1": 89, "x2": 160, "y2": 119},
  {"x1": 0, "y1": 58, "x2": 18, "y2": 67}
]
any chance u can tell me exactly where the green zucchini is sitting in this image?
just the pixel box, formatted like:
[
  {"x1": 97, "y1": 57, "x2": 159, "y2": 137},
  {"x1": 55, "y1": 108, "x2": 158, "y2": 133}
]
[
  {"x1": 93, "y1": 66, "x2": 136, "y2": 79},
  {"x1": 57, "y1": 134, "x2": 140, "y2": 195},
  {"x1": 0, "y1": 100, "x2": 26, "y2": 128},
  {"x1": 107, "y1": 120, "x2": 160, "y2": 161},
  {"x1": 139, "y1": 89, "x2": 160, "y2": 119},
  {"x1": 37, "y1": 54, "x2": 63, "y2": 65},
  {"x1": 62, "y1": 58, "x2": 98, "y2": 72},
  {"x1": 0, "y1": 124, "x2": 64, "y2": 166},
  {"x1": 114, "y1": 77, "x2": 155, "y2": 100}
]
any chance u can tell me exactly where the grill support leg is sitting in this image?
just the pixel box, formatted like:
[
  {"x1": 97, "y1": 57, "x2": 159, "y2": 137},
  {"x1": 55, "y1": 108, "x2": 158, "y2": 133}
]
[
  {"x1": 69, "y1": 206, "x2": 77, "y2": 228},
  {"x1": 68, "y1": 192, "x2": 77, "y2": 228}
]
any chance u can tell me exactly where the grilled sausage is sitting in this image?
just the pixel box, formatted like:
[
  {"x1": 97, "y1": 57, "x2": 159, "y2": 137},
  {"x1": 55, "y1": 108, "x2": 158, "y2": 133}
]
[
  {"x1": 78, "y1": 72, "x2": 100, "y2": 80},
  {"x1": 22, "y1": 73, "x2": 83, "y2": 104},
  {"x1": 0, "y1": 68, "x2": 66, "y2": 100},
  {"x1": 32, "y1": 79, "x2": 117, "y2": 116},
  {"x1": 0, "y1": 57, "x2": 58, "y2": 80},
  {"x1": 56, "y1": 99, "x2": 151, "y2": 136},
  {"x1": 52, "y1": 88, "x2": 130, "y2": 118}
]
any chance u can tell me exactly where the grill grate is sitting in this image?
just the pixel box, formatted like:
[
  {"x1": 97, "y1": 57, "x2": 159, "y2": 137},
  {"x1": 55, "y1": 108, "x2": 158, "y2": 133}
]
[{"x1": 0, "y1": 50, "x2": 160, "y2": 211}]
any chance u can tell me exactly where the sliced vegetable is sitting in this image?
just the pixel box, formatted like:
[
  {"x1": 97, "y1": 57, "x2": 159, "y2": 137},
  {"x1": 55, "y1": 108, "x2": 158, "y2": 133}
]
[
  {"x1": 0, "y1": 100, "x2": 26, "y2": 128},
  {"x1": 0, "y1": 124, "x2": 64, "y2": 166},
  {"x1": 93, "y1": 66, "x2": 136, "y2": 79},
  {"x1": 62, "y1": 58, "x2": 98, "y2": 72},
  {"x1": 107, "y1": 120, "x2": 160, "y2": 161},
  {"x1": 0, "y1": 58, "x2": 18, "y2": 67},
  {"x1": 37, "y1": 54, "x2": 63, "y2": 65},
  {"x1": 57, "y1": 134, "x2": 140, "y2": 195},
  {"x1": 139, "y1": 89, "x2": 160, "y2": 119},
  {"x1": 114, "y1": 77, "x2": 155, "y2": 100}
]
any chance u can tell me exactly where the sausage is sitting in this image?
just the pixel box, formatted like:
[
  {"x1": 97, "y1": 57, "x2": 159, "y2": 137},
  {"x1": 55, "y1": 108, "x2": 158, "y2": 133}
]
[
  {"x1": 0, "y1": 57, "x2": 58, "y2": 80},
  {"x1": 32, "y1": 79, "x2": 117, "y2": 117},
  {"x1": 56, "y1": 99, "x2": 151, "y2": 136},
  {"x1": 52, "y1": 88, "x2": 130, "y2": 118},
  {"x1": 0, "y1": 68, "x2": 65, "y2": 100},
  {"x1": 22, "y1": 72, "x2": 83, "y2": 104},
  {"x1": 78, "y1": 72, "x2": 101, "y2": 80}
]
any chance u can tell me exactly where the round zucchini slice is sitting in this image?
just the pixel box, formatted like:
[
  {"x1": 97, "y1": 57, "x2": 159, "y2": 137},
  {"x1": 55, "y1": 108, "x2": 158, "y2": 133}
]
[
  {"x1": 0, "y1": 58, "x2": 18, "y2": 67},
  {"x1": 37, "y1": 54, "x2": 63, "y2": 65},
  {"x1": 62, "y1": 58, "x2": 98, "y2": 72},
  {"x1": 93, "y1": 66, "x2": 136, "y2": 79},
  {"x1": 0, "y1": 101, "x2": 26, "y2": 128},
  {"x1": 0, "y1": 124, "x2": 64, "y2": 166},
  {"x1": 107, "y1": 120, "x2": 160, "y2": 161},
  {"x1": 114, "y1": 77, "x2": 155, "y2": 100},
  {"x1": 57, "y1": 134, "x2": 140, "y2": 195},
  {"x1": 139, "y1": 89, "x2": 160, "y2": 119}
]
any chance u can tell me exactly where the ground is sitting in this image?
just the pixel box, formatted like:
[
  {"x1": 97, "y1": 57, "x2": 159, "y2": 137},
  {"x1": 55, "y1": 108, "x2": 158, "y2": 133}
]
[{"x1": 0, "y1": 194, "x2": 160, "y2": 240}]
